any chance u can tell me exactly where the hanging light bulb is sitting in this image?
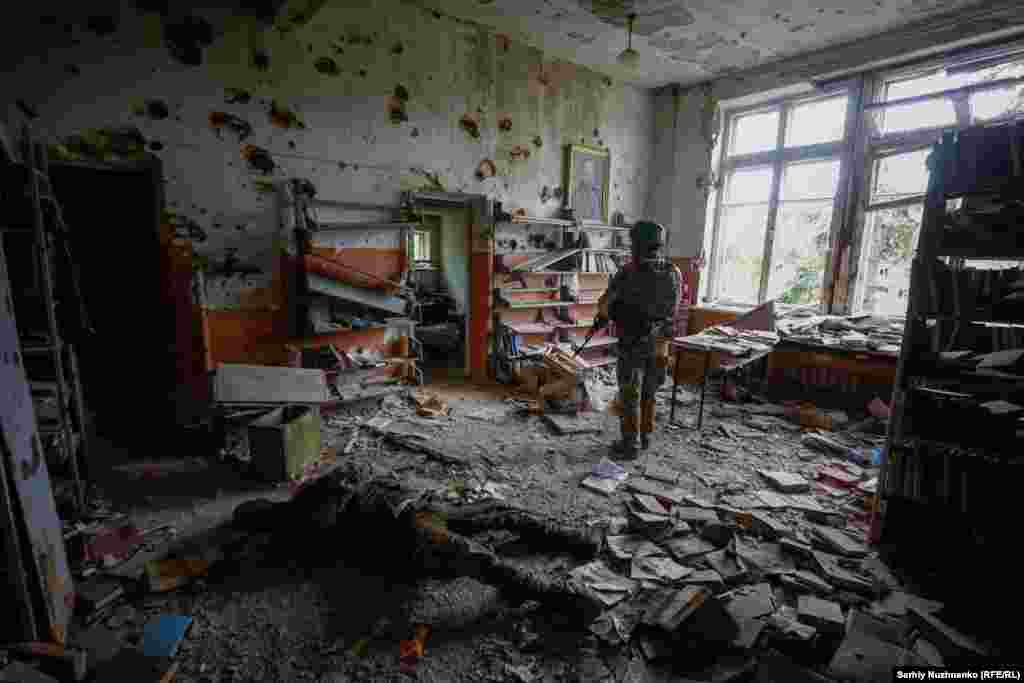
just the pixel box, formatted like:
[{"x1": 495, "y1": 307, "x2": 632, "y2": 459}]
[{"x1": 617, "y1": 13, "x2": 640, "y2": 70}]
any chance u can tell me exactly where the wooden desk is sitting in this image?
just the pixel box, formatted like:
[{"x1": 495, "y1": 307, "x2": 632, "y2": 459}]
[
  {"x1": 669, "y1": 340, "x2": 772, "y2": 430},
  {"x1": 767, "y1": 341, "x2": 898, "y2": 391}
]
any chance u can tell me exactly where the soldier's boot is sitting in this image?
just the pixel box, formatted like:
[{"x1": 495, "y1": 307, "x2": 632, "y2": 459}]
[
  {"x1": 612, "y1": 414, "x2": 639, "y2": 459},
  {"x1": 640, "y1": 399, "x2": 656, "y2": 449}
]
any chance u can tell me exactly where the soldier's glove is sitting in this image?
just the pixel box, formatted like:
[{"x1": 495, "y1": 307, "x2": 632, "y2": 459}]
[{"x1": 593, "y1": 314, "x2": 609, "y2": 331}]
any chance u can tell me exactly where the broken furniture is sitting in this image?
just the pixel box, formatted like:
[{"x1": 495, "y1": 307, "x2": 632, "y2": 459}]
[
  {"x1": 247, "y1": 405, "x2": 322, "y2": 482},
  {"x1": 767, "y1": 340, "x2": 898, "y2": 403},
  {"x1": 285, "y1": 180, "x2": 423, "y2": 386},
  {"x1": 669, "y1": 327, "x2": 777, "y2": 430},
  {"x1": 879, "y1": 119, "x2": 1024, "y2": 651}
]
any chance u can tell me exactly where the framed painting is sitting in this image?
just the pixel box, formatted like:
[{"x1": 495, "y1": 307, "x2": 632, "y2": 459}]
[{"x1": 564, "y1": 144, "x2": 610, "y2": 223}]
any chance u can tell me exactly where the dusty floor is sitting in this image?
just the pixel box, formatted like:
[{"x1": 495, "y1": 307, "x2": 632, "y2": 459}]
[{"x1": 64, "y1": 372, "x2": 904, "y2": 682}]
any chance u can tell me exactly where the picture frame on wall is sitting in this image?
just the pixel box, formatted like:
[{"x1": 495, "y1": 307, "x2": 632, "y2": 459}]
[{"x1": 564, "y1": 144, "x2": 610, "y2": 223}]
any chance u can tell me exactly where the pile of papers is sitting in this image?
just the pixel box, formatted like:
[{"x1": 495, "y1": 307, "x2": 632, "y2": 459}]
[
  {"x1": 776, "y1": 312, "x2": 904, "y2": 356},
  {"x1": 676, "y1": 326, "x2": 779, "y2": 357}
]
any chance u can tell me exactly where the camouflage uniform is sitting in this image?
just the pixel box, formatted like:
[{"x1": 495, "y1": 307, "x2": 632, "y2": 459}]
[{"x1": 599, "y1": 237, "x2": 682, "y2": 454}]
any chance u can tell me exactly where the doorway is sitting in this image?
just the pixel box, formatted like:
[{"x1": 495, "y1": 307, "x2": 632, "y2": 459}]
[{"x1": 410, "y1": 207, "x2": 471, "y2": 380}]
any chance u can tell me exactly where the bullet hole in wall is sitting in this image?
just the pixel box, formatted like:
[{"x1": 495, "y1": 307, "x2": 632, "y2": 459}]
[
  {"x1": 241, "y1": 144, "x2": 276, "y2": 173},
  {"x1": 359, "y1": 69, "x2": 367, "y2": 78},
  {"x1": 66, "y1": 64, "x2": 81, "y2": 76},
  {"x1": 288, "y1": 140, "x2": 296, "y2": 149},
  {"x1": 315, "y1": 56, "x2": 340, "y2": 75},
  {"x1": 225, "y1": 88, "x2": 251, "y2": 104},
  {"x1": 411, "y1": 128, "x2": 420, "y2": 137},
  {"x1": 338, "y1": 161, "x2": 348, "y2": 170},
  {"x1": 149, "y1": 140, "x2": 164, "y2": 151},
  {"x1": 498, "y1": 115, "x2": 512, "y2": 132},
  {"x1": 392, "y1": 42, "x2": 404, "y2": 55},
  {"x1": 533, "y1": 136, "x2": 543, "y2": 148},
  {"x1": 252, "y1": 49, "x2": 271, "y2": 71},
  {"x1": 269, "y1": 101, "x2": 305, "y2": 129}
]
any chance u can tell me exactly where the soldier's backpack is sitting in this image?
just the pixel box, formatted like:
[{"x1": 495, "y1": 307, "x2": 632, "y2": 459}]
[{"x1": 608, "y1": 261, "x2": 678, "y2": 335}]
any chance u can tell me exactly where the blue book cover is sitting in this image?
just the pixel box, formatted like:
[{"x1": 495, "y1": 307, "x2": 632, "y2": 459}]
[{"x1": 140, "y1": 615, "x2": 193, "y2": 658}]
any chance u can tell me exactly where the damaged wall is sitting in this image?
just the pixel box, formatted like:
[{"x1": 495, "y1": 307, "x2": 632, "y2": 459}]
[
  {"x1": 0, "y1": 0, "x2": 656, "y2": 318},
  {"x1": 648, "y1": 85, "x2": 718, "y2": 260}
]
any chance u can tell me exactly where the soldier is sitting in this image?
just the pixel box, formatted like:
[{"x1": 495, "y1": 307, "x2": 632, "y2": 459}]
[{"x1": 595, "y1": 221, "x2": 681, "y2": 459}]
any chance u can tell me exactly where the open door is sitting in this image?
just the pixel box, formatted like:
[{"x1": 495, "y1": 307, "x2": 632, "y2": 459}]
[{"x1": 412, "y1": 207, "x2": 472, "y2": 379}]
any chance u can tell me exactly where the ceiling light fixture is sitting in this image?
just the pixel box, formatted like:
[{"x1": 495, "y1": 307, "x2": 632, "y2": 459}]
[{"x1": 617, "y1": 13, "x2": 640, "y2": 71}]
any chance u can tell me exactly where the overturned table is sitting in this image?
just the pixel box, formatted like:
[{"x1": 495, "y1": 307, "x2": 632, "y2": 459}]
[{"x1": 668, "y1": 334, "x2": 775, "y2": 430}]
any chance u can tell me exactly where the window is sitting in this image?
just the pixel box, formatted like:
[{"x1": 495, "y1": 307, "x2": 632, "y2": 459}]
[
  {"x1": 709, "y1": 92, "x2": 848, "y2": 306},
  {"x1": 855, "y1": 49, "x2": 1024, "y2": 314},
  {"x1": 411, "y1": 228, "x2": 435, "y2": 266},
  {"x1": 706, "y1": 41, "x2": 1024, "y2": 316}
]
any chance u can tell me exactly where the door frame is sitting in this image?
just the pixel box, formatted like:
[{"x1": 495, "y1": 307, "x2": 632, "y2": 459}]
[{"x1": 405, "y1": 192, "x2": 493, "y2": 383}]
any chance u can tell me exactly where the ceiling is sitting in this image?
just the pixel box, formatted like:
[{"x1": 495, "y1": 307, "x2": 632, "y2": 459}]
[{"x1": 428, "y1": 0, "x2": 992, "y2": 88}]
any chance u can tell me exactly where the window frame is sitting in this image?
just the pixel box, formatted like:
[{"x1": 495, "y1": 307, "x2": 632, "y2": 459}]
[
  {"x1": 848, "y1": 47, "x2": 1024, "y2": 314},
  {"x1": 705, "y1": 39, "x2": 1024, "y2": 315},
  {"x1": 706, "y1": 84, "x2": 858, "y2": 308}
]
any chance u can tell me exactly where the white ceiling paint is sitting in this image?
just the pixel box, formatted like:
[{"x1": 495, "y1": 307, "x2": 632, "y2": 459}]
[{"x1": 422, "y1": 0, "x2": 1002, "y2": 88}]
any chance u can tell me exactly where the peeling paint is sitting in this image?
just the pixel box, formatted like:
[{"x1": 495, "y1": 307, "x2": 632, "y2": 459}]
[
  {"x1": 509, "y1": 145, "x2": 530, "y2": 162},
  {"x1": 459, "y1": 111, "x2": 482, "y2": 139},
  {"x1": 476, "y1": 159, "x2": 497, "y2": 180},
  {"x1": 225, "y1": 88, "x2": 252, "y2": 104},
  {"x1": 210, "y1": 112, "x2": 254, "y2": 141},
  {"x1": 241, "y1": 144, "x2": 276, "y2": 174},
  {"x1": 579, "y1": 0, "x2": 695, "y2": 36},
  {"x1": 532, "y1": 135, "x2": 543, "y2": 148},
  {"x1": 133, "y1": 99, "x2": 170, "y2": 120},
  {"x1": 252, "y1": 49, "x2": 271, "y2": 71},
  {"x1": 269, "y1": 101, "x2": 305, "y2": 129}
]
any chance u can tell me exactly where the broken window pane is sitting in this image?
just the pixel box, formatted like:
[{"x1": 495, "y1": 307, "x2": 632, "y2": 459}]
[
  {"x1": 785, "y1": 95, "x2": 848, "y2": 147},
  {"x1": 857, "y1": 204, "x2": 923, "y2": 316},
  {"x1": 729, "y1": 109, "x2": 780, "y2": 156},
  {"x1": 870, "y1": 148, "x2": 930, "y2": 204},
  {"x1": 714, "y1": 204, "x2": 769, "y2": 304},
  {"x1": 968, "y1": 61, "x2": 1024, "y2": 121},
  {"x1": 766, "y1": 201, "x2": 832, "y2": 305}
]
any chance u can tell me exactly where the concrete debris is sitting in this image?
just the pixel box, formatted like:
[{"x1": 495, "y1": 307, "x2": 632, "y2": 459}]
[
  {"x1": 779, "y1": 570, "x2": 834, "y2": 596},
  {"x1": 570, "y1": 561, "x2": 637, "y2": 606},
  {"x1": 768, "y1": 606, "x2": 817, "y2": 641},
  {"x1": 906, "y1": 605, "x2": 992, "y2": 662},
  {"x1": 811, "y1": 551, "x2": 875, "y2": 596},
  {"x1": 705, "y1": 548, "x2": 748, "y2": 585},
  {"x1": 811, "y1": 525, "x2": 868, "y2": 558},
  {"x1": 665, "y1": 535, "x2": 718, "y2": 561},
  {"x1": 631, "y1": 554, "x2": 693, "y2": 584},
  {"x1": 643, "y1": 463, "x2": 679, "y2": 484},
  {"x1": 607, "y1": 535, "x2": 662, "y2": 560},
  {"x1": 797, "y1": 595, "x2": 844, "y2": 636},
  {"x1": 757, "y1": 470, "x2": 810, "y2": 494},
  {"x1": 674, "y1": 506, "x2": 720, "y2": 524},
  {"x1": 626, "y1": 478, "x2": 686, "y2": 504},
  {"x1": 582, "y1": 458, "x2": 629, "y2": 495},
  {"x1": 724, "y1": 582, "x2": 775, "y2": 621},
  {"x1": 749, "y1": 512, "x2": 790, "y2": 540}
]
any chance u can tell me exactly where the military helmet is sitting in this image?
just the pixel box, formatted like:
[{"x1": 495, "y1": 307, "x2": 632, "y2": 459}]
[{"x1": 631, "y1": 220, "x2": 665, "y2": 250}]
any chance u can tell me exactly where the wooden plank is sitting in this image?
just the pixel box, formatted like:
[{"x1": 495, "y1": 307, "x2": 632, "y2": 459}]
[{"x1": 214, "y1": 364, "x2": 330, "y2": 404}]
